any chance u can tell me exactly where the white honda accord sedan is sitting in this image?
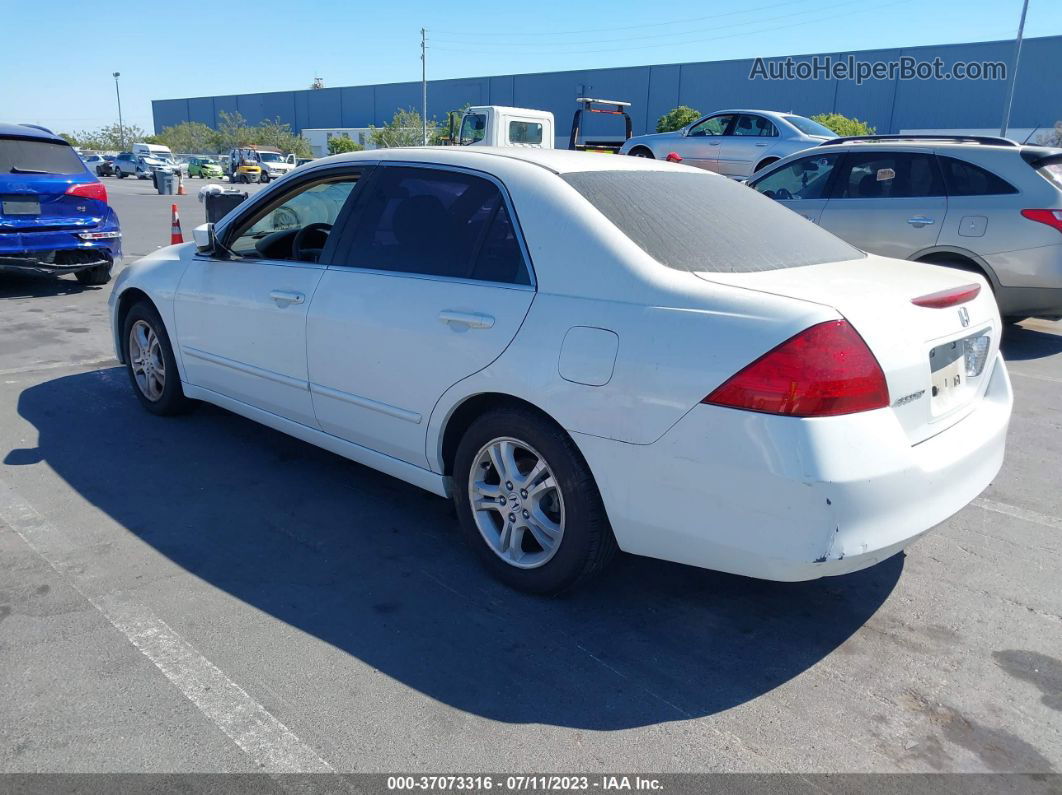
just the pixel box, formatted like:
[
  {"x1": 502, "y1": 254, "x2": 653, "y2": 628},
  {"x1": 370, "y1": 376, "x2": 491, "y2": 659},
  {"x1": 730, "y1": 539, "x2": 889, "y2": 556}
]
[{"x1": 109, "y1": 147, "x2": 1012, "y2": 593}]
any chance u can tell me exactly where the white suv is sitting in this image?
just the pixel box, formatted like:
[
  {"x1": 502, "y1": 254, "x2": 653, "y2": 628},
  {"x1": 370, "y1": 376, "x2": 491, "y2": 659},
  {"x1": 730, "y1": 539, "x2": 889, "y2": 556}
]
[{"x1": 748, "y1": 136, "x2": 1062, "y2": 321}]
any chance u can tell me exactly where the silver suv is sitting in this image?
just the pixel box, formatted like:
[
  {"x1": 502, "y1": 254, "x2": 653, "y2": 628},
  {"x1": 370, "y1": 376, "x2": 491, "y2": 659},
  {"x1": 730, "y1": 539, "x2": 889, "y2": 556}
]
[{"x1": 747, "y1": 136, "x2": 1062, "y2": 321}]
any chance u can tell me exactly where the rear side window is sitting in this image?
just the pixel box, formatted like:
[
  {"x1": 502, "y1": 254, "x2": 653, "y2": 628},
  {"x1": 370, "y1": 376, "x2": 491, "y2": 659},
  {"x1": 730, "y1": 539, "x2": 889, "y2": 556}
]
[
  {"x1": 0, "y1": 137, "x2": 87, "y2": 175},
  {"x1": 733, "y1": 115, "x2": 778, "y2": 137},
  {"x1": 562, "y1": 171, "x2": 862, "y2": 273},
  {"x1": 938, "y1": 156, "x2": 1017, "y2": 195},
  {"x1": 833, "y1": 152, "x2": 944, "y2": 199},
  {"x1": 1034, "y1": 162, "x2": 1062, "y2": 190},
  {"x1": 341, "y1": 166, "x2": 530, "y2": 285}
]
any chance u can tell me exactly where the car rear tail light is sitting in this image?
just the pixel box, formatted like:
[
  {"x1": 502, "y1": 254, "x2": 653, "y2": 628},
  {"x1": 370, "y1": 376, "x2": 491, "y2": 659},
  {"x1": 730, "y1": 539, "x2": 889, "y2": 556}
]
[
  {"x1": 66, "y1": 181, "x2": 107, "y2": 203},
  {"x1": 1021, "y1": 209, "x2": 1062, "y2": 233},
  {"x1": 703, "y1": 320, "x2": 889, "y2": 417},
  {"x1": 911, "y1": 283, "x2": 981, "y2": 308}
]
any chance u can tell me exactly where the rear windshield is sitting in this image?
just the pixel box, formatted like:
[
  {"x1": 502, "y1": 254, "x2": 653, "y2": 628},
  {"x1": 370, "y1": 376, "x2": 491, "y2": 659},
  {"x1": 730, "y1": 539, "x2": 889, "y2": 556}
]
[
  {"x1": 561, "y1": 171, "x2": 863, "y2": 273},
  {"x1": 0, "y1": 137, "x2": 87, "y2": 175},
  {"x1": 783, "y1": 115, "x2": 838, "y2": 138}
]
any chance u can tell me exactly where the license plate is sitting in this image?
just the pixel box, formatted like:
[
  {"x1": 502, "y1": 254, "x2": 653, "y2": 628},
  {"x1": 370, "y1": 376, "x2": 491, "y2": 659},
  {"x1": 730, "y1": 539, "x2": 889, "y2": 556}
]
[
  {"x1": 929, "y1": 339, "x2": 966, "y2": 411},
  {"x1": 2, "y1": 198, "x2": 40, "y2": 215}
]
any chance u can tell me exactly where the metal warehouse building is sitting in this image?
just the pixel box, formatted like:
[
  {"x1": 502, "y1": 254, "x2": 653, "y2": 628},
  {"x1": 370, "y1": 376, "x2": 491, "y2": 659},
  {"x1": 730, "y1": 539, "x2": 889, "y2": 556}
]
[{"x1": 152, "y1": 35, "x2": 1062, "y2": 140}]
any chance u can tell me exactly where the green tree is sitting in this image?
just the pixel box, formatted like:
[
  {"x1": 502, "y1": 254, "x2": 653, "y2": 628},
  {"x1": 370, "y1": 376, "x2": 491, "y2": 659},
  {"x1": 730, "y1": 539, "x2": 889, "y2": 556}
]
[
  {"x1": 810, "y1": 113, "x2": 876, "y2": 137},
  {"x1": 58, "y1": 132, "x2": 79, "y2": 146},
  {"x1": 656, "y1": 106, "x2": 702, "y2": 133},
  {"x1": 156, "y1": 121, "x2": 220, "y2": 154},
  {"x1": 72, "y1": 122, "x2": 149, "y2": 151},
  {"x1": 255, "y1": 117, "x2": 311, "y2": 157},
  {"x1": 327, "y1": 134, "x2": 363, "y2": 154},
  {"x1": 216, "y1": 110, "x2": 254, "y2": 151},
  {"x1": 371, "y1": 108, "x2": 436, "y2": 149}
]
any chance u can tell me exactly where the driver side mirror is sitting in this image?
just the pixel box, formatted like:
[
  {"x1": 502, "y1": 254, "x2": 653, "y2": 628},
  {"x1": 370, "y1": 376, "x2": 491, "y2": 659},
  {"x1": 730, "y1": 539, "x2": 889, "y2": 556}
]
[{"x1": 193, "y1": 222, "x2": 216, "y2": 254}]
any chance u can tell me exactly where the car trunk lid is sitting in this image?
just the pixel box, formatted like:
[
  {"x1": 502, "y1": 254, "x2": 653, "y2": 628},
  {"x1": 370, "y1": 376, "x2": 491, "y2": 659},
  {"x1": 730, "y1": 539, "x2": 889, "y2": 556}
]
[{"x1": 696, "y1": 255, "x2": 1001, "y2": 445}]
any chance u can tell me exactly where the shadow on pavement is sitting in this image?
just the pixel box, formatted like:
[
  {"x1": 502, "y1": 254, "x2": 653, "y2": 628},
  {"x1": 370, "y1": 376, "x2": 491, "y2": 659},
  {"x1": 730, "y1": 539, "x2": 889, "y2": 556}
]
[
  {"x1": 5, "y1": 368, "x2": 902, "y2": 730},
  {"x1": 1001, "y1": 321, "x2": 1062, "y2": 361},
  {"x1": 0, "y1": 272, "x2": 103, "y2": 299}
]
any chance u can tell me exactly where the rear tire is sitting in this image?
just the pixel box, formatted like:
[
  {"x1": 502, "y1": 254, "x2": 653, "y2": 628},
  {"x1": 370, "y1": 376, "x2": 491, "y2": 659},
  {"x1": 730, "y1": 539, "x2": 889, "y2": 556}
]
[
  {"x1": 453, "y1": 407, "x2": 617, "y2": 594},
  {"x1": 74, "y1": 263, "x2": 112, "y2": 285},
  {"x1": 122, "y1": 301, "x2": 194, "y2": 416},
  {"x1": 116, "y1": 169, "x2": 125, "y2": 179}
]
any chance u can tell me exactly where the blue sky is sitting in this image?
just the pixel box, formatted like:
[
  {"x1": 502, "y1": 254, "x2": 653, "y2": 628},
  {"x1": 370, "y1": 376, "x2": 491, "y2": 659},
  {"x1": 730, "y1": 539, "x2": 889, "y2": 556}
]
[{"x1": 4, "y1": 0, "x2": 1060, "y2": 134}]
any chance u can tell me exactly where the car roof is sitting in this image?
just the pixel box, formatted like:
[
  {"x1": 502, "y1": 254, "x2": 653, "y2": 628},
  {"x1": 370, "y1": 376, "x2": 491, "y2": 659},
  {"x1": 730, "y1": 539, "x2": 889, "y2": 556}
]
[
  {"x1": 311, "y1": 146, "x2": 710, "y2": 176},
  {"x1": 0, "y1": 123, "x2": 66, "y2": 142}
]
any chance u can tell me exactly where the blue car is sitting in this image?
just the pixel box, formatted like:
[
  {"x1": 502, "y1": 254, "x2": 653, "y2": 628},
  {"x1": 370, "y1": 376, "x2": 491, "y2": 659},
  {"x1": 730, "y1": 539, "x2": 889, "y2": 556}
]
[{"x1": 0, "y1": 123, "x2": 121, "y2": 285}]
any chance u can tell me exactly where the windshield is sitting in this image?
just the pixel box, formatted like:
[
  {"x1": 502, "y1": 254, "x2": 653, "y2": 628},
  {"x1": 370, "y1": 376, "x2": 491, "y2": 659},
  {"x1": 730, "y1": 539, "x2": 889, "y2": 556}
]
[
  {"x1": 561, "y1": 170, "x2": 862, "y2": 273},
  {"x1": 783, "y1": 115, "x2": 838, "y2": 138},
  {"x1": 257, "y1": 152, "x2": 283, "y2": 162},
  {"x1": 0, "y1": 137, "x2": 87, "y2": 174}
]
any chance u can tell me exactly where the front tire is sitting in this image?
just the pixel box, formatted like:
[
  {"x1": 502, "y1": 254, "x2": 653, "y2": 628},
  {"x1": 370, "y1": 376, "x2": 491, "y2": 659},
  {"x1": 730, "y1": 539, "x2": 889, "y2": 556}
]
[
  {"x1": 453, "y1": 407, "x2": 617, "y2": 594},
  {"x1": 122, "y1": 301, "x2": 194, "y2": 416},
  {"x1": 628, "y1": 147, "x2": 654, "y2": 158}
]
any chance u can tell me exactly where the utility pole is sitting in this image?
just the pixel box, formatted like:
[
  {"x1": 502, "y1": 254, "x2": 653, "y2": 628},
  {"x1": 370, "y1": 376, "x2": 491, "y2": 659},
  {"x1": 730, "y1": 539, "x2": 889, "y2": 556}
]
[
  {"x1": 421, "y1": 28, "x2": 428, "y2": 145},
  {"x1": 113, "y1": 72, "x2": 125, "y2": 150},
  {"x1": 1000, "y1": 0, "x2": 1030, "y2": 138}
]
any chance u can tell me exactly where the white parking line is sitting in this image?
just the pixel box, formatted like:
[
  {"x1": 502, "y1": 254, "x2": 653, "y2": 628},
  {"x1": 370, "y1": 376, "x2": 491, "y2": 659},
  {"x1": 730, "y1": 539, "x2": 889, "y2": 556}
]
[
  {"x1": 0, "y1": 478, "x2": 335, "y2": 775},
  {"x1": 972, "y1": 496, "x2": 1062, "y2": 531}
]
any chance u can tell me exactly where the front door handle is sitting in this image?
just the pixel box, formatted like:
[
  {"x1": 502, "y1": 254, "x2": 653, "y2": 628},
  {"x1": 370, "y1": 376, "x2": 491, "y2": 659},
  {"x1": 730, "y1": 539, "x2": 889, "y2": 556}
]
[
  {"x1": 755, "y1": 142, "x2": 768, "y2": 147},
  {"x1": 439, "y1": 310, "x2": 495, "y2": 330},
  {"x1": 708, "y1": 140, "x2": 721, "y2": 146},
  {"x1": 907, "y1": 216, "x2": 935, "y2": 228},
  {"x1": 270, "y1": 290, "x2": 305, "y2": 306}
]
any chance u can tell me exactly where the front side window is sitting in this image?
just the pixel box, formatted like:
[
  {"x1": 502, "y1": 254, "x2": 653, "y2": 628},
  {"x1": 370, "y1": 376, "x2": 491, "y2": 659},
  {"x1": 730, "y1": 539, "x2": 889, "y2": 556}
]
[
  {"x1": 339, "y1": 166, "x2": 530, "y2": 285},
  {"x1": 833, "y1": 152, "x2": 944, "y2": 199},
  {"x1": 509, "y1": 121, "x2": 543, "y2": 145},
  {"x1": 733, "y1": 115, "x2": 778, "y2": 137},
  {"x1": 688, "y1": 115, "x2": 734, "y2": 137},
  {"x1": 228, "y1": 176, "x2": 361, "y2": 261},
  {"x1": 938, "y1": 156, "x2": 1017, "y2": 196},
  {"x1": 751, "y1": 154, "x2": 840, "y2": 201},
  {"x1": 459, "y1": 113, "x2": 487, "y2": 145}
]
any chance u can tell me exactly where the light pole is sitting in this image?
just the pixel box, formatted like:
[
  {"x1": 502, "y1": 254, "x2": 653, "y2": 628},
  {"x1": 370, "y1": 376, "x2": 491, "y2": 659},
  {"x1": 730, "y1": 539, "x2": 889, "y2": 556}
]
[
  {"x1": 113, "y1": 71, "x2": 125, "y2": 150},
  {"x1": 421, "y1": 28, "x2": 428, "y2": 145},
  {"x1": 999, "y1": 0, "x2": 1030, "y2": 138}
]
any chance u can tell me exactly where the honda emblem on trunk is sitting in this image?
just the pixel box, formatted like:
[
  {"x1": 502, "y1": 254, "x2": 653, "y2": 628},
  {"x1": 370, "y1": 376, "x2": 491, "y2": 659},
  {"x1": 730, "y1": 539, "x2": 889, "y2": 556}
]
[{"x1": 958, "y1": 307, "x2": 970, "y2": 327}]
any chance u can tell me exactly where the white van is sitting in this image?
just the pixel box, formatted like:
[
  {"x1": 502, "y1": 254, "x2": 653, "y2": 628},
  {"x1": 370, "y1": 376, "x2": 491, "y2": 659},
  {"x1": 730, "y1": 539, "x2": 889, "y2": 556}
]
[{"x1": 132, "y1": 142, "x2": 174, "y2": 161}]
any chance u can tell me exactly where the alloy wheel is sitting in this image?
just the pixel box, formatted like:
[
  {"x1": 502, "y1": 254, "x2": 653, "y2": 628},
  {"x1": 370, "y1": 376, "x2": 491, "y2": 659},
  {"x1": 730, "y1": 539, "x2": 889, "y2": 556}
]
[
  {"x1": 468, "y1": 437, "x2": 565, "y2": 569},
  {"x1": 128, "y1": 320, "x2": 166, "y2": 401}
]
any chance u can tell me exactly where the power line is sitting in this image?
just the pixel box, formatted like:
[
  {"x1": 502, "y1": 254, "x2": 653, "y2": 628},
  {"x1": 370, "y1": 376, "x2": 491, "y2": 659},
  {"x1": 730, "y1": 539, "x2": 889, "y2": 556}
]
[
  {"x1": 431, "y1": 0, "x2": 810, "y2": 38},
  {"x1": 431, "y1": 0, "x2": 872, "y2": 48},
  {"x1": 431, "y1": 0, "x2": 915, "y2": 56}
]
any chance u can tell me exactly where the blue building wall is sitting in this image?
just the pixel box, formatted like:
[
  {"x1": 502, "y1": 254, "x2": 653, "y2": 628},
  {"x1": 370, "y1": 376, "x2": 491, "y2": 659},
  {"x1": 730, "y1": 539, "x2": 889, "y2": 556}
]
[{"x1": 152, "y1": 35, "x2": 1062, "y2": 137}]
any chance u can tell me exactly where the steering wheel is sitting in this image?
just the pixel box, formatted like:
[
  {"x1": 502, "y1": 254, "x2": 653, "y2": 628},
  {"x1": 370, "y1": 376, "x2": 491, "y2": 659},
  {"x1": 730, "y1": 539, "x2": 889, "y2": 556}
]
[
  {"x1": 774, "y1": 187, "x2": 794, "y2": 201},
  {"x1": 292, "y1": 222, "x2": 333, "y2": 262}
]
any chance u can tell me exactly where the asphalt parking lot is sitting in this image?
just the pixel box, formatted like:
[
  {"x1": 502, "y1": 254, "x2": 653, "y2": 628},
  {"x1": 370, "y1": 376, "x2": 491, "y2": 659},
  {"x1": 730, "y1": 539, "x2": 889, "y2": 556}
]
[{"x1": 0, "y1": 179, "x2": 1060, "y2": 776}]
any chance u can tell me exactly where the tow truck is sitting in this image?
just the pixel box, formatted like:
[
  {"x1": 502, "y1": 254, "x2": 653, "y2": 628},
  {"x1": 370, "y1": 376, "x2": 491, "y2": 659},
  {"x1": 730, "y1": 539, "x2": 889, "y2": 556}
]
[{"x1": 448, "y1": 98, "x2": 632, "y2": 153}]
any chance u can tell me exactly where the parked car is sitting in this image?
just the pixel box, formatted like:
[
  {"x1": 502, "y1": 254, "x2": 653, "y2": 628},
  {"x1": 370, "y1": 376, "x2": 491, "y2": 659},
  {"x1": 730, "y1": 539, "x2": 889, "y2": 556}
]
[
  {"x1": 254, "y1": 149, "x2": 294, "y2": 183},
  {"x1": 82, "y1": 153, "x2": 114, "y2": 176},
  {"x1": 187, "y1": 156, "x2": 223, "y2": 179},
  {"x1": 109, "y1": 148, "x2": 1010, "y2": 593},
  {"x1": 747, "y1": 135, "x2": 1062, "y2": 321},
  {"x1": 0, "y1": 123, "x2": 120, "y2": 284},
  {"x1": 619, "y1": 109, "x2": 837, "y2": 177},
  {"x1": 113, "y1": 151, "x2": 174, "y2": 180}
]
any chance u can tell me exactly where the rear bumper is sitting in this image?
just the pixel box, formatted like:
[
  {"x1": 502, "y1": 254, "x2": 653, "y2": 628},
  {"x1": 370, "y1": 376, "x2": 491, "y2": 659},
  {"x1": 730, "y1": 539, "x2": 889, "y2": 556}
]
[
  {"x1": 0, "y1": 223, "x2": 121, "y2": 275},
  {"x1": 987, "y1": 244, "x2": 1062, "y2": 318},
  {"x1": 575, "y1": 352, "x2": 1012, "y2": 581}
]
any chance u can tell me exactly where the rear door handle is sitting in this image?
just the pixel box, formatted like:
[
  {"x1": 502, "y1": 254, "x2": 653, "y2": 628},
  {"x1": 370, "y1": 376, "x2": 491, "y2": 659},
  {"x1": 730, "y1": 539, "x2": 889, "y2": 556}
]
[
  {"x1": 270, "y1": 290, "x2": 305, "y2": 306},
  {"x1": 439, "y1": 310, "x2": 495, "y2": 329},
  {"x1": 755, "y1": 142, "x2": 768, "y2": 147},
  {"x1": 907, "y1": 216, "x2": 935, "y2": 227}
]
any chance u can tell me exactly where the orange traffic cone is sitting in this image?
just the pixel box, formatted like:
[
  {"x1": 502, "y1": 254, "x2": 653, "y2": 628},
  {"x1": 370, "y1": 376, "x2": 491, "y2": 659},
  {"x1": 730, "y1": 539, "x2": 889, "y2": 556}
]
[
  {"x1": 177, "y1": 173, "x2": 187, "y2": 196},
  {"x1": 170, "y1": 204, "x2": 184, "y2": 245}
]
